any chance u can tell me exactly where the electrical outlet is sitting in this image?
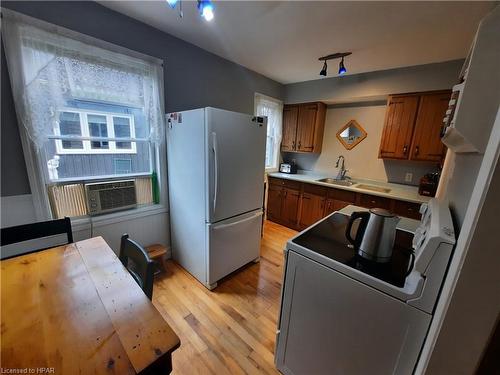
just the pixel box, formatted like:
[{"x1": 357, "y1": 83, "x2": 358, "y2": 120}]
[{"x1": 405, "y1": 173, "x2": 413, "y2": 183}]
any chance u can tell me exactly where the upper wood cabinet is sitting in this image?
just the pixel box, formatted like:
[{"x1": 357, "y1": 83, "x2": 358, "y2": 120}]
[
  {"x1": 379, "y1": 91, "x2": 451, "y2": 162},
  {"x1": 281, "y1": 102, "x2": 326, "y2": 153},
  {"x1": 379, "y1": 95, "x2": 419, "y2": 159},
  {"x1": 281, "y1": 105, "x2": 299, "y2": 152},
  {"x1": 410, "y1": 92, "x2": 450, "y2": 162}
]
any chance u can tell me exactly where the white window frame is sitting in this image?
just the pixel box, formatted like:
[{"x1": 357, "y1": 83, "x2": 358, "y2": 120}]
[
  {"x1": 2, "y1": 9, "x2": 167, "y2": 222},
  {"x1": 254, "y1": 93, "x2": 283, "y2": 172},
  {"x1": 55, "y1": 109, "x2": 137, "y2": 154}
]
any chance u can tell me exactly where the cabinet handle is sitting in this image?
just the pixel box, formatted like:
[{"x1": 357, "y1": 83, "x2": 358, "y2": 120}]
[
  {"x1": 292, "y1": 140, "x2": 296, "y2": 150},
  {"x1": 415, "y1": 146, "x2": 420, "y2": 156},
  {"x1": 298, "y1": 141, "x2": 301, "y2": 149},
  {"x1": 403, "y1": 145, "x2": 408, "y2": 155}
]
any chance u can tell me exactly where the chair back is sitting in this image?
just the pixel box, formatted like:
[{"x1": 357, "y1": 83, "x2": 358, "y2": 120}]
[
  {"x1": 119, "y1": 234, "x2": 154, "y2": 300},
  {"x1": 1, "y1": 217, "x2": 73, "y2": 260}
]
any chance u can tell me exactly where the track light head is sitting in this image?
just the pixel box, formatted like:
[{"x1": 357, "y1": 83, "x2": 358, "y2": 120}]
[
  {"x1": 338, "y1": 57, "x2": 347, "y2": 76},
  {"x1": 198, "y1": 0, "x2": 214, "y2": 21},
  {"x1": 319, "y1": 61, "x2": 328, "y2": 76},
  {"x1": 166, "y1": 0, "x2": 178, "y2": 8}
]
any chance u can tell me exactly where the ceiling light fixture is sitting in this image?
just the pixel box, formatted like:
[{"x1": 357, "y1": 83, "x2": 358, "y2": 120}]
[
  {"x1": 338, "y1": 57, "x2": 347, "y2": 75},
  {"x1": 166, "y1": 0, "x2": 214, "y2": 21},
  {"x1": 318, "y1": 52, "x2": 352, "y2": 77},
  {"x1": 166, "y1": 0, "x2": 178, "y2": 8},
  {"x1": 319, "y1": 61, "x2": 328, "y2": 76},
  {"x1": 198, "y1": 0, "x2": 215, "y2": 22}
]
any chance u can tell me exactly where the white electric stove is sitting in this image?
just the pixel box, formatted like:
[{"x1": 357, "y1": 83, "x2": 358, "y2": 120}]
[{"x1": 275, "y1": 198, "x2": 456, "y2": 375}]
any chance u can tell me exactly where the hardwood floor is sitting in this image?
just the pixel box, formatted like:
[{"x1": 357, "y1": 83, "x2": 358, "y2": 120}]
[{"x1": 152, "y1": 220, "x2": 297, "y2": 375}]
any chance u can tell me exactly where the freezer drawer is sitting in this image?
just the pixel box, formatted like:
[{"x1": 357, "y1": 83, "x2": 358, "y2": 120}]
[
  {"x1": 207, "y1": 210, "x2": 263, "y2": 286},
  {"x1": 276, "y1": 251, "x2": 431, "y2": 375}
]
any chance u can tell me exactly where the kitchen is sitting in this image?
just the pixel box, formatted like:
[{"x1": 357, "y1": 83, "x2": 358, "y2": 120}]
[{"x1": 1, "y1": 1, "x2": 499, "y2": 375}]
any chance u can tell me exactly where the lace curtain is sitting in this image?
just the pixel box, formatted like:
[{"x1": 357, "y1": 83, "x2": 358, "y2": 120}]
[
  {"x1": 2, "y1": 10, "x2": 164, "y2": 151},
  {"x1": 255, "y1": 94, "x2": 283, "y2": 169}
]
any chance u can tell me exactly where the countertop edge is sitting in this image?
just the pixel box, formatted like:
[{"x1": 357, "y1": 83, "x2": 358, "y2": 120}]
[{"x1": 267, "y1": 173, "x2": 429, "y2": 204}]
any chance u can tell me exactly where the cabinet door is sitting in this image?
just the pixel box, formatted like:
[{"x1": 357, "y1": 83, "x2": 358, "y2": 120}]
[
  {"x1": 324, "y1": 199, "x2": 351, "y2": 217},
  {"x1": 296, "y1": 104, "x2": 318, "y2": 152},
  {"x1": 393, "y1": 200, "x2": 422, "y2": 220},
  {"x1": 379, "y1": 96, "x2": 419, "y2": 159},
  {"x1": 267, "y1": 184, "x2": 283, "y2": 222},
  {"x1": 282, "y1": 188, "x2": 300, "y2": 228},
  {"x1": 410, "y1": 92, "x2": 450, "y2": 162},
  {"x1": 281, "y1": 105, "x2": 299, "y2": 152},
  {"x1": 299, "y1": 192, "x2": 326, "y2": 229},
  {"x1": 359, "y1": 194, "x2": 392, "y2": 210}
]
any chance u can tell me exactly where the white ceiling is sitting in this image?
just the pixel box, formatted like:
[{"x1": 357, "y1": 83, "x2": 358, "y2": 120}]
[{"x1": 99, "y1": 1, "x2": 495, "y2": 84}]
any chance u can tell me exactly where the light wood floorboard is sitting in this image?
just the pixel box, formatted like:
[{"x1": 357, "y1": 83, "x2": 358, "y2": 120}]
[{"x1": 152, "y1": 220, "x2": 297, "y2": 375}]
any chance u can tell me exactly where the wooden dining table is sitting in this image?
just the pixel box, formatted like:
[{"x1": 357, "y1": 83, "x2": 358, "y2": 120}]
[{"x1": 1, "y1": 236, "x2": 180, "y2": 374}]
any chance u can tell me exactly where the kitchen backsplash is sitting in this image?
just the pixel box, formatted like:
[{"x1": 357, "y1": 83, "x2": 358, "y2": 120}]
[{"x1": 282, "y1": 103, "x2": 439, "y2": 186}]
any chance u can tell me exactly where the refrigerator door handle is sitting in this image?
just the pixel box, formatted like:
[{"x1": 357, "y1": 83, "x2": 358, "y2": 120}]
[
  {"x1": 213, "y1": 211, "x2": 263, "y2": 230},
  {"x1": 212, "y1": 131, "x2": 219, "y2": 212}
]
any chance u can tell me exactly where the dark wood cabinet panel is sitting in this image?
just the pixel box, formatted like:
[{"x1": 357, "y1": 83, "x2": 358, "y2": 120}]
[
  {"x1": 298, "y1": 192, "x2": 325, "y2": 229},
  {"x1": 324, "y1": 199, "x2": 351, "y2": 217},
  {"x1": 281, "y1": 102, "x2": 326, "y2": 153},
  {"x1": 410, "y1": 92, "x2": 451, "y2": 162},
  {"x1": 281, "y1": 105, "x2": 299, "y2": 152},
  {"x1": 379, "y1": 95, "x2": 420, "y2": 159},
  {"x1": 296, "y1": 104, "x2": 318, "y2": 152},
  {"x1": 282, "y1": 188, "x2": 300, "y2": 227},
  {"x1": 393, "y1": 200, "x2": 422, "y2": 220},
  {"x1": 326, "y1": 188, "x2": 356, "y2": 203},
  {"x1": 358, "y1": 194, "x2": 392, "y2": 210},
  {"x1": 267, "y1": 184, "x2": 283, "y2": 222}
]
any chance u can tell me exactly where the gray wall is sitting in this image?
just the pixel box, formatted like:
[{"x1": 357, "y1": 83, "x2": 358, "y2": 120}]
[
  {"x1": 0, "y1": 0, "x2": 284, "y2": 197},
  {"x1": 284, "y1": 60, "x2": 463, "y2": 105}
]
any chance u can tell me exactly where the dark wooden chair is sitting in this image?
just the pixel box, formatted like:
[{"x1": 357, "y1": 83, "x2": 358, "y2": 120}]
[
  {"x1": 0, "y1": 217, "x2": 73, "y2": 260},
  {"x1": 119, "y1": 234, "x2": 155, "y2": 300}
]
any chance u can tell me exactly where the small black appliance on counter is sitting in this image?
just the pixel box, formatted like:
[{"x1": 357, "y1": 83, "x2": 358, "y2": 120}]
[
  {"x1": 419, "y1": 171, "x2": 440, "y2": 197},
  {"x1": 279, "y1": 161, "x2": 297, "y2": 174}
]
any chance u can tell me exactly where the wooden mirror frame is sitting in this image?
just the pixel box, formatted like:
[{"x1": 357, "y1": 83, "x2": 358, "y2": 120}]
[{"x1": 336, "y1": 120, "x2": 367, "y2": 150}]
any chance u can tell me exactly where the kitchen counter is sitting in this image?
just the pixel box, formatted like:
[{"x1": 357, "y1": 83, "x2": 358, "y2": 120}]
[{"x1": 268, "y1": 171, "x2": 429, "y2": 204}]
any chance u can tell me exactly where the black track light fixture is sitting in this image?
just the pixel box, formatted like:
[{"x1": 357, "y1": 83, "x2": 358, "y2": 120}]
[
  {"x1": 319, "y1": 61, "x2": 328, "y2": 76},
  {"x1": 318, "y1": 52, "x2": 352, "y2": 77}
]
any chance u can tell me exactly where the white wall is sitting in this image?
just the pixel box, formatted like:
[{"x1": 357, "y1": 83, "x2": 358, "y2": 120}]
[
  {"x1": 1, "y1": 194, "x2": 170, "y2": 257},
  {"x1": 284, "y1": 104, "x2": 437, "y2": 185}
]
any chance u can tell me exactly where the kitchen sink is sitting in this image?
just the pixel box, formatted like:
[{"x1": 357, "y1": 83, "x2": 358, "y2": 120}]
[
  {"x1": 316, "y1": 178, "x2": 356, "y2": 187},
  {"x1": 356, "y1": 184, "x2": 391, "y2": 193}
]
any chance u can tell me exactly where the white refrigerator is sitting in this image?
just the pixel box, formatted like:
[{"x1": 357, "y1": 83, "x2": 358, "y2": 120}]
[{"x1": 166, "y1": 107, "x2": 267, "y2": 289}]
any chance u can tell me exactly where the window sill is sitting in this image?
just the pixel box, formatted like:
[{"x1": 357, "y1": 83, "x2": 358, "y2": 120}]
[
  {"x1": 265, "y1": 167, "x2": 279, "y2": 173},
  {"x1": 72, "y1": 204, "x2": 168, "y2": 232}
]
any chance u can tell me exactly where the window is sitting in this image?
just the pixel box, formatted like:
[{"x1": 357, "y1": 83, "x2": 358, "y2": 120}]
[
  {"x1": 255, "y1": 93, "x2": 283, "y2": 170},
  {"x1": 2, "y1": 10, "x2": 165, "y2": 219},
  {"x1": 55, "y1": 110, "x2": 137, "y2": 154}
]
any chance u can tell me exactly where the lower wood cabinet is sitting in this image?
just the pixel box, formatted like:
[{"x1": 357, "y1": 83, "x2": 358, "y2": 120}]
[
  {"x1": 358, "y1": 193, "x2": 392, "y2": 210},
  {"x1": 298, "y1": 192, "x2": 326, "y2": 230},
  {"x1": 282, "y1": 188, "x2": 301, "y2": 228},
  {"x1": 393, "y1": 200, "x2": 422, "y2": 220},
  {"x1": 267, "y1": 177, "x2": 423, "y2": 230}
]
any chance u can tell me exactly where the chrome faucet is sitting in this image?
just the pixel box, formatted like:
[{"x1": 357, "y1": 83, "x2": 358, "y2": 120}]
[{"x1": 335, "y1": 155, "x2": 348, "y2": 180}]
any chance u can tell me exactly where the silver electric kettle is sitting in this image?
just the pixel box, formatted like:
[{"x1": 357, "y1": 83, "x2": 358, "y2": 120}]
[{"x1": 345, "y1": 208, "x2": 400, "y2": 263}]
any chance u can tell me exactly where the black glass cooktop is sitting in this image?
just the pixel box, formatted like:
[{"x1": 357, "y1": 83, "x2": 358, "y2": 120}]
[{"x1": 292, "y1": 213, "x2": 414, "y2": 288}]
